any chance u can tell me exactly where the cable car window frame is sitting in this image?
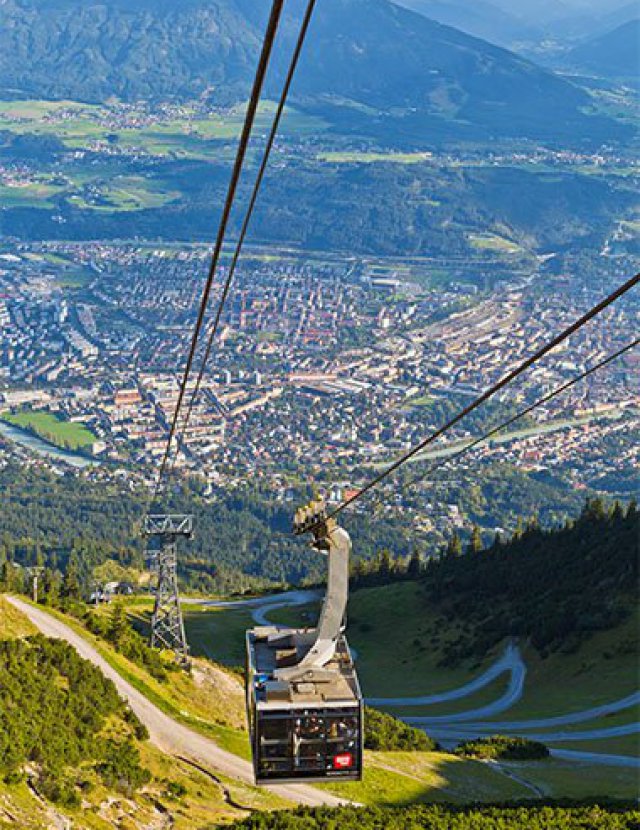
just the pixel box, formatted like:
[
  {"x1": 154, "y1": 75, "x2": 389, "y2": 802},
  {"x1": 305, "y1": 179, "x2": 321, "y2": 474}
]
[{"x1": 252, "y1": 706, "x2": 363, "y2": 784}]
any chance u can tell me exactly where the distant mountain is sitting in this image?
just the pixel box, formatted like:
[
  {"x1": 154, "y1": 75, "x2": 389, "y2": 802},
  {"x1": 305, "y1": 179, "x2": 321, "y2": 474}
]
[
  {"x1": 390, "y1": 0, "x2": 542, "y2": 47},
  {"x1": 0, "y1": 0, "x2": 625, "y2": 143},
  {"x1": 567, "y1": 19, "x2": 640, "y2": 78},
  {"x1": 600, "y1": 1, "x2": 640, "y2": 33},
  {"x1": 0, "y1": 0, "x2": 264, "y2": 104}
]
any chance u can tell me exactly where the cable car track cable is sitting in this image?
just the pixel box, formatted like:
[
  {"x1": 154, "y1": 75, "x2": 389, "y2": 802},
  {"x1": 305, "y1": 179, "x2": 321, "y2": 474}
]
[
  {"x1": 376, "y1": 337, "x2": 639, "y2": 508},
  {"x1": 326, "y1": 271, "x2": 639, "y2": 521},
  {"x1": 173, "y1": 0, "x2": 319, "y2": 461},
  {"x1": 153, "y1": 0, "x2": 285, "y2": 501}
]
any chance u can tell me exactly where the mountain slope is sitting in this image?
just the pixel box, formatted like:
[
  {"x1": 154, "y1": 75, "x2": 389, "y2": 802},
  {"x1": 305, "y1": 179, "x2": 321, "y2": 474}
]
[
  {"x1": 0, "y1": 0, "x2": 263, "y2": 104},
  {"x1": 567, "y1": 19, "x2": 640, "y2": 78},
  {"x1": 0, "y1": 0, "x2": 623, "y2": 142}
]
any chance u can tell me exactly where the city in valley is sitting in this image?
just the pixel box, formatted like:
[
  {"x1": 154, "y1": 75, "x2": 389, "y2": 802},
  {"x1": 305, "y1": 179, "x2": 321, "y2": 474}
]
[{"x1": 0, "y1": 238, "x2": 637, "y2": 543}]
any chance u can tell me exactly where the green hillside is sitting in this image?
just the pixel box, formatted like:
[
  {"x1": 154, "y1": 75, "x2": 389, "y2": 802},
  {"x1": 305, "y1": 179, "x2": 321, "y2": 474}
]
[
  {"x1": 1, "y1": 499, "x2": 638, "y2": 824},
  {"x1": 348, "y1": 499, "x2": 638, "y2": 664},
  {"x1": 0, "y1": 633, "x2": 150, "y2": 808},
  {"x1": 180, "y1": 502, "x2": 638, "y2": 798},
  {"x1": 419, "y1": 499, "x2": 638, "y2": 662},
  {"x1": 0, "y1": 598, "x2": 291, "y2": 828},
  {"x1": 0, "y1": 594, "x2": 37, "y2": 637}
]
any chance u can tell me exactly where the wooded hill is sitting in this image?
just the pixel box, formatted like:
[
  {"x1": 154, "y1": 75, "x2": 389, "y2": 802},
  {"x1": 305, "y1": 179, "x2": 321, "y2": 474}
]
[
  {"x1": 352, "y1": 499, "x2": 638, "y2": 664},
  {"x1": 0, "y1": 458, "x2": 605, "y2": 593}
]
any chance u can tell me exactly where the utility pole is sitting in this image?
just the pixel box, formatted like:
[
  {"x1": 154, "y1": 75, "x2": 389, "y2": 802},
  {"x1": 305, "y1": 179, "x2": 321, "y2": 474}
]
[
  {"x1": 144, "y1": 514, "x2": 192, "y2": 668},
  {"x1": 27, "y1": 566, "x2": 44, "y2": 604}
]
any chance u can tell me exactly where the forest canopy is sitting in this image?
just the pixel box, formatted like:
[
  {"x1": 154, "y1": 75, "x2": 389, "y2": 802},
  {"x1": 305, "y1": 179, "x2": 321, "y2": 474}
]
[
  {"x1": 0, "y1": 635, "x2": 149, "y2": 805},
  {"x1": 228, "y1": 802, "x2": 640, "y2": 830}
]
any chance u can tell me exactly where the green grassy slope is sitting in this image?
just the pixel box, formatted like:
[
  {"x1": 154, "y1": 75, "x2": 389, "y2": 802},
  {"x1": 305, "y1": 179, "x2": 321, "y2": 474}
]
[
  {"x1": 0, "y1": 595, "x2": 38, "y2": 637},
  {"x1": 35, "y1": 598, "x2": 551, "y2": 805},
  {"x1": 182, "y1": 576, "x2": 638, "y2": 800}
]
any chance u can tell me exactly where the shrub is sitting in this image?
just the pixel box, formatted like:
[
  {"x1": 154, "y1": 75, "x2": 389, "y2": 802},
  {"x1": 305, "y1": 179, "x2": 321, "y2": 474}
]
[
  {"x1": 228, "y1": 802, "x2": 640, "y2": 829},
  {"x1": 96, "y1": 739, "x2": 151, "y2": 795},
  {"x1": 364, "y1": 707, "x2": 437, "y2": 752},
  {"x1": 455, "y1": 735, "x2": 549, "y2": 761},
  {"x1": 0, "y1": 636, "x2": 150, "y2": 803}
]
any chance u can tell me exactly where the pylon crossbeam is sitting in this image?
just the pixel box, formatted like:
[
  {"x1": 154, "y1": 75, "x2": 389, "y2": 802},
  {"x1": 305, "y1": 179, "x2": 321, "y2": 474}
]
[{"x1": 145, "y1": 514, "x2": 193, "y2": 536}]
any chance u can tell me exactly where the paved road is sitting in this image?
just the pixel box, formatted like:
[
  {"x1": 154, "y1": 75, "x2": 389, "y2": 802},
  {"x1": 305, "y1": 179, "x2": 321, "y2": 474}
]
[
  {"x1": 7, "y1": 596, "x2": 349, "y2": 808},
  {"x1": 420, "y1": 702, "x2": 640, "y2": 770},
  {"x1": 551, "y1": 748, "x2": 640, "y2": 768},
  {"x1": 427, "y1": 721, "x2": 640, "y2": 744},
  {"x1": 367, "y1": 643, "x2": 526, "y2": 712},
  {"x1": 418, "y1": 692, "x2": 640, "y2": 731},
  {"x1": 191, "y1": 590, "x2": 322, "y2": 627}
]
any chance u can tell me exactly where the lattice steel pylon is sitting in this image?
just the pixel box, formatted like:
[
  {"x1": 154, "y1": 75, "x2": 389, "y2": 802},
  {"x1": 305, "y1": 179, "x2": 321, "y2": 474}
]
[{"x1": 144, "y1": 514, "x2": 193, "y2": 668}]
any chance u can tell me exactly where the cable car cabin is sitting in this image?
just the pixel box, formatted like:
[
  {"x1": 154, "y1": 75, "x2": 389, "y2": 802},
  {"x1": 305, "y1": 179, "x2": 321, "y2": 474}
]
[
  {"x1": 246, "y1": 627, "x2": 363, "y2": 783},
  {"x1": 245, "y1": 499, "x2": 364, "y2": 784}
]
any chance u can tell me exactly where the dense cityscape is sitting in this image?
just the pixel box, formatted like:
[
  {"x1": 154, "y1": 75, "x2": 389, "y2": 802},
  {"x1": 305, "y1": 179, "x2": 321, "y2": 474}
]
[{"x1": 0, "y1": 239, "x2": 637, "y2": 543}]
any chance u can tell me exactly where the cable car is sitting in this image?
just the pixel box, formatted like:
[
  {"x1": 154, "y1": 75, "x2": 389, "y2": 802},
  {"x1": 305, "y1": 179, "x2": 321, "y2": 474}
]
[{"x1": 245, "y1": 500, "x2": 363, "y2": 784}]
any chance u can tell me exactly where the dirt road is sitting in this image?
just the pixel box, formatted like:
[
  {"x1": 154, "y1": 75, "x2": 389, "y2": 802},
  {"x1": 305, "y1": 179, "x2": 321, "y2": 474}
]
[{"x1": 7, "y1": 596, "x2": 350, "y2": 808}]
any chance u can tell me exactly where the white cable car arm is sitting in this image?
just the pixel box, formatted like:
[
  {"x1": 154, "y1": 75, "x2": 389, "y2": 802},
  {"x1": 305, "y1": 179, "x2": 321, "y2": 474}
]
[
  {"x1": 296, "y1": 522, "x2": 350, "y2": 670},
  {"x1": 273, "y1": 501, "x2": 351, "y2": 683}
]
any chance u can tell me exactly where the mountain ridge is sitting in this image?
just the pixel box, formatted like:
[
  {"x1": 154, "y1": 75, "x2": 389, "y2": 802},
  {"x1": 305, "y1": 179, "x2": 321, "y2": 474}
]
[
  {"x1": 567, "y1": 19, "x2": 640, "y2": 78},
  {"x1": 0, "y1": 0, "x2": 625, "y2": 142}
]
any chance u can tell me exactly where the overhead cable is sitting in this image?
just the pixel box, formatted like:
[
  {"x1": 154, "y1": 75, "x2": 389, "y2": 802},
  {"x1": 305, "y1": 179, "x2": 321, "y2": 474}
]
[
  {"x1": 328, "y1": 272, "x2": 640, "y2": 519},
  {"x1": 154, "y1": 0, "x2": 285, "y2": 499},
  {"x1": 174, "y1": 0, "x2": 319, "y2": 456}
]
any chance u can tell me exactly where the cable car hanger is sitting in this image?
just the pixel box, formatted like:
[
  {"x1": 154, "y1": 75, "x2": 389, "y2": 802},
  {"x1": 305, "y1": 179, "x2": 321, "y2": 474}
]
[{"x1": 246, "y1": 498, "x2": 363, "y2": 784}]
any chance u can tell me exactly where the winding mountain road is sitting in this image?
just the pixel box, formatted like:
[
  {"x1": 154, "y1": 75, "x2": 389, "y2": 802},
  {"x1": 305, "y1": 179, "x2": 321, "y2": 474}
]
[
  {"x1": 195, "y1": 589, "x2": 322, "y2": 627},
  {"x1": 193, "y1": 592, "x2": 640, "y2": 768},
  {"x1": 6, "y1": 596, "x2": 350, "y2": 808},
  {"x1": 551, "y1": 748, "x2": 640, "y2": 768},
  {"x1": 415, "y1": 692, "x2": 640, "y2": 731},
  {"x1": 367, "y1": 643, "x2": 525, "y2": 715}
]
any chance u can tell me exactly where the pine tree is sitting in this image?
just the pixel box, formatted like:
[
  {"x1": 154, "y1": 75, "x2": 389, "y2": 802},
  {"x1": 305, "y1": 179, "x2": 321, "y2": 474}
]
[
  {"x1": 512, "y1": 517, "x2": 525, "y2": 540},
  {"x1": 377, "y1": 550, "x2": 393, "y2": 582},
  {"x1": 446, "y1": 531, "x2": 462, "y2": 558},
  {"x1": 108, "y1": 603, "x2": 129, "y2": 647},
  {"x1": 407, "y1": 548, "x2": 422, "y2": 579},
  {"x1": 583, "y1": 496, "x2": 606, "y2": 521},
  {"x1": 62, "y1": 559, "x2": 81, "y2": 601},
  {"x1": 41, "y1": 567, "x2": 60, "y2": 605},
  {"x1": 610, "y1": 501, "x2": 624, "y2": 521},
  {"x1": 0, "y1": 559, "x2": 15, "y2": 592},
  {"x1": 467, "y1": 525, "x2": 483, "y2": 554},
  {"x1": 350, "y1": 558, "x2": 367, "y2": 588}
]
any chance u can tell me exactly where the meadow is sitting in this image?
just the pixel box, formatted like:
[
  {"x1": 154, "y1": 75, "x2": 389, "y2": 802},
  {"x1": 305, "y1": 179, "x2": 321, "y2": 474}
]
[{"x1": 3, "y1": 410, "x2": 97, "y2": 451}]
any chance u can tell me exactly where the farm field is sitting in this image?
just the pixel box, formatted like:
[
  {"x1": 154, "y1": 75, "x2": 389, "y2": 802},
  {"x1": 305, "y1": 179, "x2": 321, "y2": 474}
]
[
  {"x1": 317, "y1": 150, "x2": 434, "y2": 164},
  {"x1": 468, "y1": 232, "x2": 524, "y2": 254},
  {"x1": 0, "y1": 98, "x2": 326, "y2": 158}
]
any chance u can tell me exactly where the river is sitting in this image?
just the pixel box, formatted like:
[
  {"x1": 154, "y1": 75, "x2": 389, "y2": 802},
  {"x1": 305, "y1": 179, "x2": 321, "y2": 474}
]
[{"x1": 0, "y1": 420, "x2": 99, "y2": 469}]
